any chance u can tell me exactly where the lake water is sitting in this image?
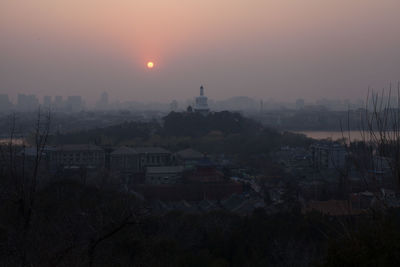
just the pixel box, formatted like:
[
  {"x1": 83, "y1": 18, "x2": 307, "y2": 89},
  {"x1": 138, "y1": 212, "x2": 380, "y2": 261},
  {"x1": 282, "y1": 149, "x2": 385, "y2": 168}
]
[
  {"x1": 0, "y1": 138, "x2": 25, "y2": 145},
  {"x1": 293, "y1": 131, "x2": 370, "y2": 141}
]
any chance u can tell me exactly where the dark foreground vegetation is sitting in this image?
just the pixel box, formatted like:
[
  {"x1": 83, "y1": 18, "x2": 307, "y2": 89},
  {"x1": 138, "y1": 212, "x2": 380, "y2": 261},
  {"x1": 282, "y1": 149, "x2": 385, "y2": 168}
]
[{"x1": 2, "y1": 178, "x2": 400, "y2": 267}]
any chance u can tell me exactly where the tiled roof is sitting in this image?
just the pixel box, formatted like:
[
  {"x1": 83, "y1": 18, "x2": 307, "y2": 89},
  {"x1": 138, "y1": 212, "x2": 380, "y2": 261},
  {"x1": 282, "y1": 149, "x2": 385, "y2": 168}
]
[
  {"x1": 146, "y1": 166, "x2": 184, "y2": 174},
  {"x1": 196, "y1": 157, "x2": 215, "y2": 167},
  {"x1": 176, "y1": 148, "x2": 204, "y2": 159},
  {"x1": 111, "y1": 146, "x2": 137, "y2": 155},
  {"x1": 302, "y1": 200, "x2": 364, "y2": 216},
  {"x1": 56, "y1": 144, "x2": 103, "y2": 152},
  {"x1": 135, "y1": 147, "x2": 171, "y2": 154}
]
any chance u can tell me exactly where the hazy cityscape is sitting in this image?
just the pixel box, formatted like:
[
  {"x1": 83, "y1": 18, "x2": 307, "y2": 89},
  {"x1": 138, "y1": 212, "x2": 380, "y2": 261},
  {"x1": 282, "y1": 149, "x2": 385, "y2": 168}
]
[
  {"x1": 0, "y1": 91, "x2": 366, "y2": 112},
  {"x1": 2, "y1": 1, "x2": 400, "y2": 266}
]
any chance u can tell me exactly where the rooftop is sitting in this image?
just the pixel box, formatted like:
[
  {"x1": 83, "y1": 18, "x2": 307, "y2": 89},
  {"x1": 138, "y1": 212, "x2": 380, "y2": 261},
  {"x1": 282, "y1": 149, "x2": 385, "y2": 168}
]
[
  {"x1": 302, "y1": 200, "x2": 364, "y2": 216},
  {"x1": 56, "y1": 144, "x2": 103, "y2": 152},
  {"x1": 135, "y1": 147, "x2": 171, "y2": 154},
  {"x1": 147, "y1": 166, "x2": 184, "y2": 174},
  {"x1": 111, "y1": 146, "x2": 137, "y2": 155},
  {"x1": 176, "y1": 148, "x2": 204, "y2": 159}
]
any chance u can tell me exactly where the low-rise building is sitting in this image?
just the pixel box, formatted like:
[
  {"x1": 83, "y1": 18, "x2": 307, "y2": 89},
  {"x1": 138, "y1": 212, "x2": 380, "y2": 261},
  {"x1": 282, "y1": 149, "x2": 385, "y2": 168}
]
[
  {"x1": 52, "y1": 144, "x2": 105, "y2": 170},
  {"x1": 145, "y1": 166, "x2": 184, "y2": 184},
  {"x1": 135, "y1": 147, "x2": 172, "y2": 171},
  {"x1": 185, "y1": 157, "x2": 224, "y2": 183},
  {"x1": 310, "y1": 141, "x2": 347, "y2": 170},
  {"x1": 110, "y1": 146, "x2": 140, "y2": 174},
  {"x1": 175, "y1": 148, "x2": 204, "y2": 169}
]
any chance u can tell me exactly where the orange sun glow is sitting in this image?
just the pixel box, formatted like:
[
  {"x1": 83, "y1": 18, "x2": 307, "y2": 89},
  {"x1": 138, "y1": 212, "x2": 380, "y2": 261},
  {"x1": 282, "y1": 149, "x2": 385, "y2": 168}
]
[{"x1": 147, "y1": 61, "x2": 154, "y2": 69}]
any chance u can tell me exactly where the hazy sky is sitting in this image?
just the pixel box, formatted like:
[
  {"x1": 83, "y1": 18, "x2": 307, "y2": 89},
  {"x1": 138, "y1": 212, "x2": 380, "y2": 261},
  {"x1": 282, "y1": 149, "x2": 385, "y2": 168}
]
[{"x1": 1, "y1": 0, "x2": 400, "y2": 104}]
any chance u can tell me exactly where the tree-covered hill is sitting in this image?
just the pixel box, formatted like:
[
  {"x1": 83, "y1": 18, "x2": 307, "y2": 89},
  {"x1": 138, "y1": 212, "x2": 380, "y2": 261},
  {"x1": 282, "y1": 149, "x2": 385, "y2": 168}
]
[
  {"x1": 162, "y1": 111, "x2": 263, "y2": 137},
  {"x1": 51, "y1": 111, "x2": 313, "y2": 154}
]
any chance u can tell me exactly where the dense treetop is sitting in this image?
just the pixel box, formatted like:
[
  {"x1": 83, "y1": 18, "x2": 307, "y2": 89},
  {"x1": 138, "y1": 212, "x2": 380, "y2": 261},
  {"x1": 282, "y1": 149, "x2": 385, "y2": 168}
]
[
  {"x1": 162, "y1": 111, "x2": 263, "y2": 137},
  {"x1": 52, "y1": 111, "x2": 312, "y2": 154}
]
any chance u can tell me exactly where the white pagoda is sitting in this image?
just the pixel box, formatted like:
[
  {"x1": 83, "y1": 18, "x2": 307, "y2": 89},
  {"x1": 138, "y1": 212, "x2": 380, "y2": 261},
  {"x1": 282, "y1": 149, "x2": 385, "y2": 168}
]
[{"x1": 194, "y1": 85, "x2": 210, "y2": 115}]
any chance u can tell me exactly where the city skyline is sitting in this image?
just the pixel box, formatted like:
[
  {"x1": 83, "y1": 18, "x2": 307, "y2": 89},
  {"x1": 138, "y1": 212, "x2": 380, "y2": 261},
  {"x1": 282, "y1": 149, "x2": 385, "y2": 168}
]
[{"x1": 0, "y1": 90, "x2": 367, "y2": 112}]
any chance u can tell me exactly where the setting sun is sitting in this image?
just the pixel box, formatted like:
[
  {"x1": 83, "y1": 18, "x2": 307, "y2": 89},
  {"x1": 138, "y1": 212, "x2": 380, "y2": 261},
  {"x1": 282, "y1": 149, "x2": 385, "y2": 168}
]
[{"x1": 147, "y1": 61, "x2": 154, "y2": 69}]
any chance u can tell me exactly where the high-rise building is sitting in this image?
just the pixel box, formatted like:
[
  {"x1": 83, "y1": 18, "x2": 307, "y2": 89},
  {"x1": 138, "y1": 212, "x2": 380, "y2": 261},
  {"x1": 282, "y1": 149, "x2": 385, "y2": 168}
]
[
  {"x1": 43, "y1": 96, "x2": 52, "y2": 107},
  {"x1": 296, "y1": 98, "x2": 305, "y2": 110},
  {"x1": 54, "y1": 96, "x2": 63, "y2": 110},
  {"x1": 0, "y1": 94, "x2": 13, "y2": 111},
  {"x1": 66, "y1": 96, "x2": 83, "y2": 112},
  {"x1": 17, "y1": 94, "x2": 39, "y2": 111},
  {"x1": 96, "y1": 92, "x2": 109, "y2": 109}
]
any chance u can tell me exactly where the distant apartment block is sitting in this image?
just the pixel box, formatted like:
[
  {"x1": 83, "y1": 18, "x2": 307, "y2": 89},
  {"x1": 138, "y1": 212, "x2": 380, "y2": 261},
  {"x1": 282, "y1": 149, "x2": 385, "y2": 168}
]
[
  {"x1": 66, "y1": 96, "x2": 83, "y2": 112},
  {"x1": 43, "y1": 96, "x2": 52, "y2": 107},
  {"x1": 96, "y1": 92, "x2": 109, "y2": 109},
  {"x1": 310, "y1": 141, "x2": 347, "y2": 170},
  {"x1": 0, "y1": 94, "x2": 13, "y2": 111},
  {"x1": 17, "y1": 94, "x2": 39, "y2": 111},
  {"x1": 54, "y1": 96, "x2": 63, "y2": 110}
]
